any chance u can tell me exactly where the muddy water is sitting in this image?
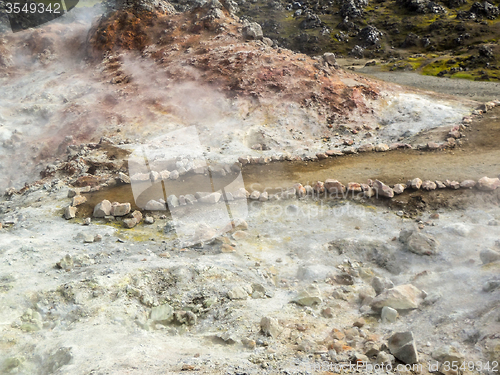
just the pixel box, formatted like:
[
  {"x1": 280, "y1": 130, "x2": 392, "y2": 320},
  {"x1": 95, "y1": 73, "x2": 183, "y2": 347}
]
[{"x1": 80, "y1": 106, "x2": 500, "y2": 211}]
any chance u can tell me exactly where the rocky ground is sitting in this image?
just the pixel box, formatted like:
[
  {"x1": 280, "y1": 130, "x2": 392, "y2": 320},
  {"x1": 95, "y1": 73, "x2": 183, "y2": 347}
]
[{"x1": 0, "y1": 0, "x2": 500, "y2": 374}]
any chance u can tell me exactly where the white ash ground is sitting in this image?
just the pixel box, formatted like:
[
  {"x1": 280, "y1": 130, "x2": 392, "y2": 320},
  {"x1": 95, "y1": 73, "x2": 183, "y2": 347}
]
[{"x1": 1, "y1": 184, "x2": 499, "y2": 374}]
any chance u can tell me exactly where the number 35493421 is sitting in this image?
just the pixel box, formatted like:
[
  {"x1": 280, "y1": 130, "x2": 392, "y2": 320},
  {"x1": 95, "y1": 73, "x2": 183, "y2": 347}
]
[{"x1": 5, "y1": 2, "x2": 61, "y2": 13}]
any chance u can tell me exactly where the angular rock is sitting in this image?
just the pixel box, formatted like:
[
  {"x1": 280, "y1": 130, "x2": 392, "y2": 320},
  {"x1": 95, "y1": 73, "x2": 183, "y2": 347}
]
[
  {"x1": 93, "y1": 200, "x2": 112, "y2": 218},
  {"x1": 347, "y1": 182, "x2": 362, "y2": 193},
  {"x1": 167, "y1": 195, "x2": 180, "y2": 207},
  {"x1": 294, "y1": 183, "x2": 306, "y2": 198},
  {"x1": 371, "y1": 284, "x2": 424, "y2": 310},
  {"x1": 388, "y1": 331, "x2": 419, "y2": 364},
  {"x1": 131, "y1": 210, "x2": 143, "y2": 223},
  {"x1": 432, "y1": 345, "x2": 464, "y2": 364},
  {"x1": 373, "y1": 180, "x2": 394, "y2": 198},
  {"x1": 123, "y1": 218, "x2": 138, "y2": 228},
  {"x1": 110, "y1": 202, "x2": 131, "y2": 216},
  {"x1": 292, "y1": 285, "x2": 322, "y2": 306},
  {"x1": 242, "y1": 22, "x2": 263, "y2": 40},
  {"x1": 477, "y1": 176, "x2": 500, "y2": 191},
  {"x1": 233, "y1": 188, "x2": 249, "y2": 199},
  {"x1": 261, "y1": 316, "x2": 281, "y2": 338},
  {"x1": 72, "y1": 195, "x2": 87, "y2": 207},
  {"x1": 259, "y1": 191, "x2": 269, "y2": 202},
  {"x1": 249, "y1": 191, "x2": 260, "y2": 200},
  {"x1": 228, "y1": 286, "x2": 249, "y2": 300},
  {"x1": 313, "y1": 181, "x2": 325, "y2": 194},
  {"x1": 169, "y1": 170, "x2": 180, "y2": 180},
  {"x1": 435, "y1": 180, "x2": 446, "y2": 189},
  {"x1": 64, "y1": 206, "x2": 77, "y2": 220}
]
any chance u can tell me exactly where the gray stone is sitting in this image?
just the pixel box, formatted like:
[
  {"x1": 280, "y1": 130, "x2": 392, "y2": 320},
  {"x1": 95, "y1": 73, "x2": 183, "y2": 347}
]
[
  {"x1": 371, "y1": 284, "x2": 424, "y2": 310},
  {"x1": 460, "y1": 180, "x2": 476, "y2": 188},
  {"x1": 145, "y1": 199, "x2": 166, "y2": 211},
  {"x1": 259, "y1": 191, "x2": 269, "y2": 202},
  {"x1": 167, "y1": 194, "x2": 180, "y2": 208},
  {"x1": 292, "y1": 285, "x2": 322, "y2": 306},
  {"x1": 388, "y1": 331, "x2": 419, "y2": 364},
  {"x1": 480, "y1": 248, "x2": 500, "y2": 264},
  {"x1": 228, "y1": 286, "x2": 249, "y2": 300},
  {"x1": 411, "y1": 178, "x2": 422, "y2": 189},
  {"x1": 376, "y1": 351, "x2": 395, "y2": 365},
  {"x1": 93, "y1": 200, "x2": 112, "y2": 217},
  {"x1": 64, "y1": 206, "x2": 77, "y2": 220},
  {"x1": 249, "y1": 191, "x2": 261, "y2": 200},
  {"x1": 198, "y1": 192, "x2": 221, "y2": 204},
  {"x1": 372, "y1": 276, "x2": 394, "y2": 295},
  {"x1": 242, "y1": 22, "x2": 263, "y2": 40},
  {"x1": 144, "y1": 216, "x2": 154, "y2": 224},
  {"x1": 123, "y1": 218, "x2": 138, "y2": 228},
  {"x1": 422, "y1": 180, "x2": 436, "y2": 190},
  {"x1": 260, "y1": 316, "x2": 281, "y2": 338},
  {"x1": 400, "y1": 230, "x2": 439, "y2": 255},
  {"x1": 431, "y1": 345, "x2": 464, "y2": 364},
  {"x1": 381, "y1": 306, "x2": 398, "y2": 323},
  {"x1": 110, "y1": 202, "x2": 131, "y2": 217},
  {"x1": 169, "y1": 170, "x2": 180, "y2": 180},
  {"x1": 323, "y1": 52, "x2": 336, "y2": 65}
]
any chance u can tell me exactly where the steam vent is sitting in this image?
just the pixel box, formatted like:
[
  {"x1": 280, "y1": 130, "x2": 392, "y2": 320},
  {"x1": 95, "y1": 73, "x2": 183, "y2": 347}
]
[{"x1": 0, "y1": 0, "x2": 499, "y2": 372}]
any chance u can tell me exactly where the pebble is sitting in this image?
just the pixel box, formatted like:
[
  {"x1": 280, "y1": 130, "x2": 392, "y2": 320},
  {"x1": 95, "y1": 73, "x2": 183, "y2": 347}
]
[{"x1": 83, "y1": 218, "x2": 91, "y2": 225}]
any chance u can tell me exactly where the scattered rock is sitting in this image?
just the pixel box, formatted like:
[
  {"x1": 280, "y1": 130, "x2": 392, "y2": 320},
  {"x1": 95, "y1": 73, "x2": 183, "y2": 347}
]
[
  {"x1": 110, "y1": 202, "x2": 131, "y2": 216},
  {"x1": 387, "y1": 331, "x2": 418, "y2": 364},
  {"x1": 422, "y1": 180, "x2": 436, "y2": 191},
  {"x1": 292, "y1": 285, "x2": 323, "y2": 306},
  {"x1": 373, "y1": 180, "x2": 394, "y2": 198},
  {"x1": 381, "y1": 306, "x2": 398, "y2": 323},
  {"x1": 261, "y1": 316, "x2": 281, "y2": 338},
  {"x1": 411, "y1": 178, "x2": 422, "y2": 189},
  {"x1": 400, "y1": 230, "x2": 439, "y2": 255},
  {"x1": 151, "y1": 304, "x2": 174, "y2": 324},
  {"x1": 480, "y1": 248, "x2": 500, "y2": 264},
  {"x1": 93, "y1": 200, "x2": 112, "y2": 217},
  {"x1": 372, "y1": 276, "x2": 394, "y2": 295},
  {"x1": 477, "y1": 176, "x2": 500, "y2": 191},
  {"x1": 228, "y1": 286, "x2": 249, "y2": 300},
  {"x1": 371, "y1": 284, "x2": 424, "y2": 310},
  {"x1": 64, "y1": 206, "x2": 77, "y2": 220},
  {"x1": 71, "y1": 195, "x2": 87, "y2": 207},
  {"x1": 393, "y1": 184, "x2": 405, "y2": 194}
]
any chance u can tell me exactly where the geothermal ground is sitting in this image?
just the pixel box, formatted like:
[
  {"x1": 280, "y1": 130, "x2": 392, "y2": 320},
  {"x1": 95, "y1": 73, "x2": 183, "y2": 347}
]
[{"x1": 0, "y1": 0, "x2": 500, "y2": 374}]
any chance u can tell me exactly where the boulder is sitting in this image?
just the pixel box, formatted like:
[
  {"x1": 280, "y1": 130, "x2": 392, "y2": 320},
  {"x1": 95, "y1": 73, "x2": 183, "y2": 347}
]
[{"x1": 371, "y1": 284, "x2": 424, "y2": 310}]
